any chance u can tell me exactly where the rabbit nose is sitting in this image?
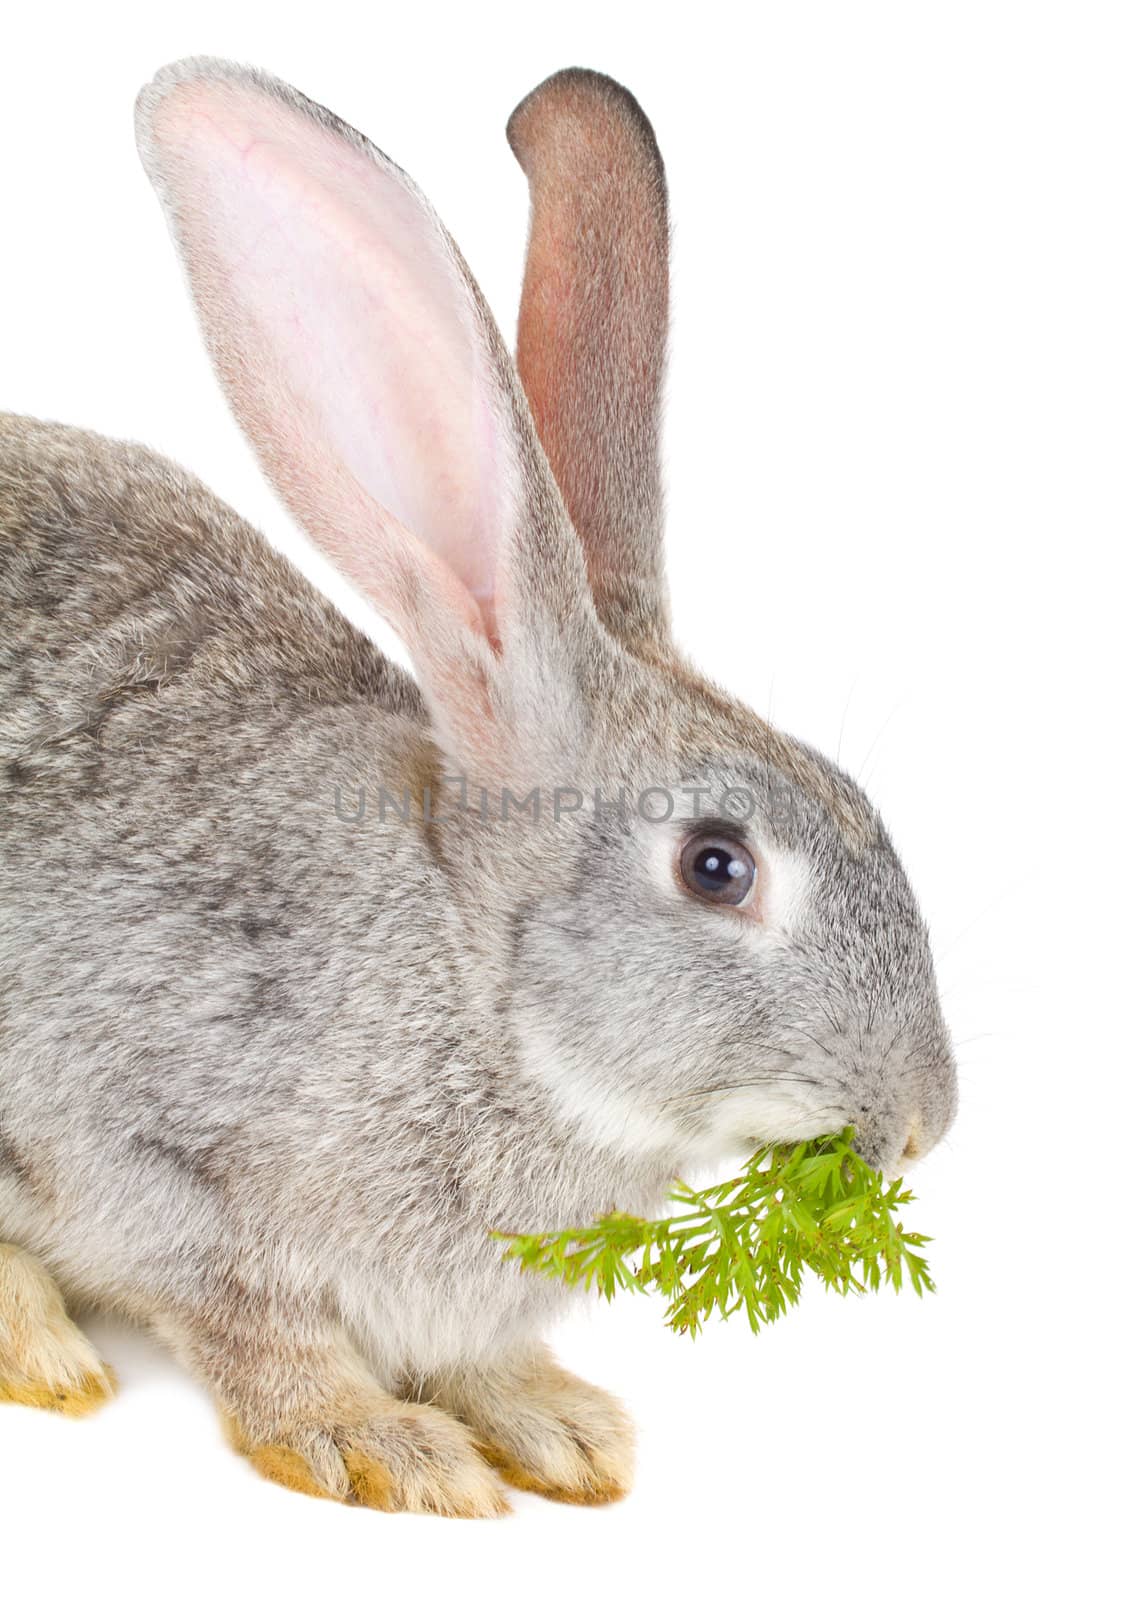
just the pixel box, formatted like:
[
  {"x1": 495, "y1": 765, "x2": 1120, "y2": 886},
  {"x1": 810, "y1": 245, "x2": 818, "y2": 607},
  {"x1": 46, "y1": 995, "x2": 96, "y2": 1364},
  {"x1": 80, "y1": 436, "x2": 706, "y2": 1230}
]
[{"x1": 851, "y1": 1114, "x2": 923, "y2": 1176}]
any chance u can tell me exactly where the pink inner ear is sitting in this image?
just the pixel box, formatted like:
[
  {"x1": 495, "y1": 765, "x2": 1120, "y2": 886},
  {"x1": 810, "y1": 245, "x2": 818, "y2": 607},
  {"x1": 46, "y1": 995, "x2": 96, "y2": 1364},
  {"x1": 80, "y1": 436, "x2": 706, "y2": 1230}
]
[{"x1": 149, "y1": 78, "x2": 508, "y2": 635}]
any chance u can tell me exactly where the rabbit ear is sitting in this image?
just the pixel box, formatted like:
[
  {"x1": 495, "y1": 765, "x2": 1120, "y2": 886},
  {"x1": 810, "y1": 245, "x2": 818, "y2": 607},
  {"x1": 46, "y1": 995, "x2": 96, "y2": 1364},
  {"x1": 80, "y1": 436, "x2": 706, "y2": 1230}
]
[
  {"x1": 136, "y1": 58, "x2": 592, "y2": 766},
  {"x1": 508, "y1": 69, "x2": 671, "y2": 657}
]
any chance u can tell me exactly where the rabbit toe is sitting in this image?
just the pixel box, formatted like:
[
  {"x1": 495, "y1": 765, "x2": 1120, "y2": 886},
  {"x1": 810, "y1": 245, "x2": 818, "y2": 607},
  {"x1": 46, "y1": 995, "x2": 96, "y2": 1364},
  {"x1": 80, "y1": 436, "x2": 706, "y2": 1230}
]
[
  {"x1": 230, "y1": 1403, "x2": 510, "y2": 1517},
  {"x1": 340, "y1": 1406, "x2": 511, "y2": 1518},
  {"x1": 478, "y1": 1407, "x2": 634, "y2": 1506},
  {"x1": 0, "y1": 1244, "x2": 116, "y2": 1417},
  {"x1": 424, "y1": 1355, "x2": 635, "y2": 1506}
]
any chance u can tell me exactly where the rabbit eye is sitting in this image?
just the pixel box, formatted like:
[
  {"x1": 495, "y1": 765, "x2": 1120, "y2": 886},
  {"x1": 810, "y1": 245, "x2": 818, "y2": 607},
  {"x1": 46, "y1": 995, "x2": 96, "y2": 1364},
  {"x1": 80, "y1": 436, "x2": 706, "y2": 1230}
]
[{"x1": 680, "y1": 834, "x2": 757, "y2": 906}]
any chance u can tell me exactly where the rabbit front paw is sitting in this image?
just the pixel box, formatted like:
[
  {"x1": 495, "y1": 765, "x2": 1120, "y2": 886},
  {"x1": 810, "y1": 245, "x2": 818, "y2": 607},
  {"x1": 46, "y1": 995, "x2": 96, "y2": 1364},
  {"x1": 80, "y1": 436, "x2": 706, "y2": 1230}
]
[
  {"x1": 417, "y1": 1348, "x2": 635, "y2": 1506},
  {"x1": 173, "y1": 1304, "x2": 510, "y2": 1518},
  {"x1": 227, "y1": 1402, "x2": 511, "y2": 1518}
]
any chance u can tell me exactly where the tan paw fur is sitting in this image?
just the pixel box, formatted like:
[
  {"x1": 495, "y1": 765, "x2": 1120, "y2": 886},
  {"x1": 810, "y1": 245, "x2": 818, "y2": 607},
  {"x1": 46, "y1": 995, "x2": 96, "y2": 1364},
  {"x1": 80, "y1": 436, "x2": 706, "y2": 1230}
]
[
  {"x1": 0, "y1": 1244, "x2": 116, "y2": 1417},
  {"x1": 226, "y1": 1399, "x2": 510, "y2": 1518},
  {"x1": 419, "y1": 1350, "x2": 635, "y2": 1507}
]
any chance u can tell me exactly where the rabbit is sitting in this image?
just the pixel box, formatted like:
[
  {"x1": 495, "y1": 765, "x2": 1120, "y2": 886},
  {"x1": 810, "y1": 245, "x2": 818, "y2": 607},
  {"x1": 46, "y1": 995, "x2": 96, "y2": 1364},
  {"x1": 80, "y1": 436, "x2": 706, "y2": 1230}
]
[{"x1": 0, "y1": 58, "x2": 957, "y2": 1515}]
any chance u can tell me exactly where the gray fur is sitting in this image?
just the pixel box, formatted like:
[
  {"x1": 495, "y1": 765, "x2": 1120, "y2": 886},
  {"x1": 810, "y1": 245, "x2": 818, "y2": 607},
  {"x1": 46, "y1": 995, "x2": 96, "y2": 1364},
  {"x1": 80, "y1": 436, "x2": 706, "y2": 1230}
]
[{"x1": 0, "y1": 61, "x2": 955, "y2": 1506}]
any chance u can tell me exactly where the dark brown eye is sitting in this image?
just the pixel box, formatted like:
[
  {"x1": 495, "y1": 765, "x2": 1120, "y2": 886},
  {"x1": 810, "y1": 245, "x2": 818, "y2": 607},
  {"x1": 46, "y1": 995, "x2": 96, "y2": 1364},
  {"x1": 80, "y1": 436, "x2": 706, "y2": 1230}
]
[{"x1": 680, "y1": 834, "x2": 757, "y2": 906}]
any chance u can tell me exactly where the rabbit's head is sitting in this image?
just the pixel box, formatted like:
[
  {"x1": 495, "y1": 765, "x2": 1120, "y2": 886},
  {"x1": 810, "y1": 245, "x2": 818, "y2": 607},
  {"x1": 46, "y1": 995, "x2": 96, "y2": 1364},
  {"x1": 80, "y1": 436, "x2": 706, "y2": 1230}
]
[{"x1": 137, "y1": 61, "x2": 956, "y2": 1177}]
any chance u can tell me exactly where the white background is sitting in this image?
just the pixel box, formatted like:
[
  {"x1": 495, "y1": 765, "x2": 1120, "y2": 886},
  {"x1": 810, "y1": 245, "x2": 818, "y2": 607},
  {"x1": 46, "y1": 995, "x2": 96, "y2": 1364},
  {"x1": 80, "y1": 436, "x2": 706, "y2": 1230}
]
[{"x1": 1, "y1": 2, "x2": 1118, "y2": 1594}]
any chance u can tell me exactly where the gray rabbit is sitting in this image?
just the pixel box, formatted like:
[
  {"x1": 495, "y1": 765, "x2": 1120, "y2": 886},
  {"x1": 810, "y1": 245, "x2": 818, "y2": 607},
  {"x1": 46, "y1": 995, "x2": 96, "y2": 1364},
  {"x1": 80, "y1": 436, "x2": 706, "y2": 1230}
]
[{"x1": 0, "y1": 59, "x2": 956, "y2": 1514}]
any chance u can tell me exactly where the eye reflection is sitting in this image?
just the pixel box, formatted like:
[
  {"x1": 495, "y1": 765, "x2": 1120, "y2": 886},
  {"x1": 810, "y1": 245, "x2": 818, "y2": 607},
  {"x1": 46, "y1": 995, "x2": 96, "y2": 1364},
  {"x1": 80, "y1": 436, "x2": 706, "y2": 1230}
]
[{"x1": 680, "y1": 834, "x2": 757, "y2": 906}]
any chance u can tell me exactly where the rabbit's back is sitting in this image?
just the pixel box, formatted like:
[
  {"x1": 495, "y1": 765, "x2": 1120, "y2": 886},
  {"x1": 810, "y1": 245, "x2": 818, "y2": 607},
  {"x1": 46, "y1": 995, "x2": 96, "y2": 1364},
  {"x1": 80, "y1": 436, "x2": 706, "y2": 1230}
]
[{"x1": 0, "y1": 413, "x2": 424, "y2": 770}]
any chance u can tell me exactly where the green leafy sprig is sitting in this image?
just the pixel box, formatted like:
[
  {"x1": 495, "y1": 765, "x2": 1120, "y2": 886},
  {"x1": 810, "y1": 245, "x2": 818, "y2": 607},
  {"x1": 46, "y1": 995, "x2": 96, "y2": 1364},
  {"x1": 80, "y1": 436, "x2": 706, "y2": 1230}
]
[{"x1": 495, "y1": 1128, "x2": 933, "y2": 1336}]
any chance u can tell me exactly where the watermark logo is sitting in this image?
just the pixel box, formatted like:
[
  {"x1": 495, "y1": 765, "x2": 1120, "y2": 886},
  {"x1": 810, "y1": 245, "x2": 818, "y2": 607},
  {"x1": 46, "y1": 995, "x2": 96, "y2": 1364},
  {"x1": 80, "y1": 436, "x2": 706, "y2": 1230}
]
[{"x1": 332, "y1": 778, "x2": 798, "y2": 829}]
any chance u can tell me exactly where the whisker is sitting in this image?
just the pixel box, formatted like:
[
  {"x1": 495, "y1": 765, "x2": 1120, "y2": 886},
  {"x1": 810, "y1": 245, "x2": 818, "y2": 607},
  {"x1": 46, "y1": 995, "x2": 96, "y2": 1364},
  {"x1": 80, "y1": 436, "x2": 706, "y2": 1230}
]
[
  {"x1": 786, "y1": 1024, "x2": 836, "y2": 1059},
  {"x1": 659, "y1": 1073, "x2": 827, "y2": 1106},
  {"x1": 878, "y1": 1021, "x2": 910, "y2": 1069},
  {"x1": 854, "y1": 698, "x2": 904, "y2": 788},
  {"x1": 812, "y1": 995, "x2": 847, "y2": 1039},
  {"x1": 931, "y1": 883, "x2": 1020, "y2": 965},
  {"x1": 835, "y1": 677, "x2": 859, "y2": 768}
]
